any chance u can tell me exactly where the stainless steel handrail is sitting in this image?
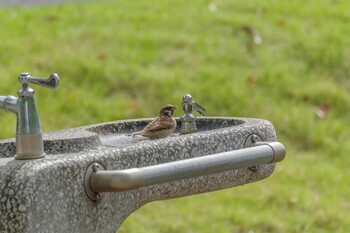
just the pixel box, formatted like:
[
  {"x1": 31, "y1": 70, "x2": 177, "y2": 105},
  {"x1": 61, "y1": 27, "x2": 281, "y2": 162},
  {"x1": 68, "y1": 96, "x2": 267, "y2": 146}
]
[{"x1": 84, "y1": 142, "x2": 286, "y2": 201}]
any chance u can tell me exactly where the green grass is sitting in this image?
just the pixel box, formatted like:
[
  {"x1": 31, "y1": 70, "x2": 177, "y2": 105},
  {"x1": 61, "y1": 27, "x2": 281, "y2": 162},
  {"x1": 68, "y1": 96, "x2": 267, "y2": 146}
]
[{"x1": 1, "y1": 0, "x2": 350, "y2": 232}]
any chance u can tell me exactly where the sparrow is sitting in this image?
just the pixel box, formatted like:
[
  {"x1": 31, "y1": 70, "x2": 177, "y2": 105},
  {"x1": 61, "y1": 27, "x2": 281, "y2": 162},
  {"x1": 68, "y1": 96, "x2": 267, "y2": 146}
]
[
  {"x1": 182, "y1": 94, "x2": 206, "y2": 116},
  {"x1": 128, "y1": 104, "x2": 177, "y2": 140}
]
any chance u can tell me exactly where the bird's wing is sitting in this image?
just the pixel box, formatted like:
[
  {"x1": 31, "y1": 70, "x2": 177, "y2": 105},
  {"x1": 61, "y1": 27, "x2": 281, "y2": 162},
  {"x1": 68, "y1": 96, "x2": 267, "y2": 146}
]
[
  {"x1": 192, "y1": 102, "x2": 206, "y2": 116},
  {"x1": 128, "y1": 131, "x2": 143, "y2": 136},
  {"x1": 143, "y1": 117, "x2": 169, "y2": 132}
]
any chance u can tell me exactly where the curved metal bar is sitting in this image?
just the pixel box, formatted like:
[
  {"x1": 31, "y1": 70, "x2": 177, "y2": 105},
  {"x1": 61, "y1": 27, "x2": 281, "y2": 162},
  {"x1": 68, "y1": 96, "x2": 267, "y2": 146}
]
[{"x1": 86, "y1": 142, "x2": 286, "y2": 197}]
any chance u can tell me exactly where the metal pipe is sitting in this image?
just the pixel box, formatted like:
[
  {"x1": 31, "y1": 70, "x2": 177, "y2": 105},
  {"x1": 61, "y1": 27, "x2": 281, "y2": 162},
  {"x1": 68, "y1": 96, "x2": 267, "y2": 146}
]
[
  {"x1": 0, "y1": 72, "x2": 59, "y2": 159},
  {"x1": 0, "y1": 95, "x2": 19, "y2": 114},
  {"x1": 88, "y1": 142, "x2": 286, "y2": 193}
]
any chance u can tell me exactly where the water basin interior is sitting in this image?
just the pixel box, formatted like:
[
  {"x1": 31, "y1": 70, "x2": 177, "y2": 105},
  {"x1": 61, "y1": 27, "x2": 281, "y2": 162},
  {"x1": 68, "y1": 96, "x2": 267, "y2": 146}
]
[
  {"x1": 88, "y1": 117, "x2": 245, "y2": 148},
  {"x1": 0, "y1": 118, "x2": 245, "y2": 156}
]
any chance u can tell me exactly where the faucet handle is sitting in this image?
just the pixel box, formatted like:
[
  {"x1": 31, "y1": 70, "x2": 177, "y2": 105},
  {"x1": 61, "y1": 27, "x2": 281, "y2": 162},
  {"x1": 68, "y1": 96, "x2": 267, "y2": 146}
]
[{"x1": 18, "y1": 72, "x2": 59, "y2": 89}]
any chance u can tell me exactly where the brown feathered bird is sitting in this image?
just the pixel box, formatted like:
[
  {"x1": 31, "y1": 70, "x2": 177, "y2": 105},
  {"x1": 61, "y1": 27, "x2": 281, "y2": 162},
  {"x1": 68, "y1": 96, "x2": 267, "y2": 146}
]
[{"x1": 128, "y1": 104, "x2": 177, "y2": 140}]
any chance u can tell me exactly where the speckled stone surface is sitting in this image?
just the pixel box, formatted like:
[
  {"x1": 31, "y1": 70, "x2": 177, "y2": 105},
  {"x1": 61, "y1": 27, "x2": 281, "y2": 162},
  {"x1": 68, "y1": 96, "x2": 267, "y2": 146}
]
[{"x1": 0, "y1": 117, "x2": 279, "y2": 233}]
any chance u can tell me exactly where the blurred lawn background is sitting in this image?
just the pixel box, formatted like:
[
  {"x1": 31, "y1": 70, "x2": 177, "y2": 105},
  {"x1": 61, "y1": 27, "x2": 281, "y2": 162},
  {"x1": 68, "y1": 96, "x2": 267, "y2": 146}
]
[{"x1": 1, "y1": 0, "x2": 350, "y2": 232}]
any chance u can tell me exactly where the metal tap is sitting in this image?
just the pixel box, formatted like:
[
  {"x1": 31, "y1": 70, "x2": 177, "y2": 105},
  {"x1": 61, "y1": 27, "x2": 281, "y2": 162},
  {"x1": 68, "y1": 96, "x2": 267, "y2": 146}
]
[
  {"x1": 0, "y1": 72, "x2": 59, "y2": 160},
  {"x1": 180, "y1": 94, "x2": 206, "y2": 134}
]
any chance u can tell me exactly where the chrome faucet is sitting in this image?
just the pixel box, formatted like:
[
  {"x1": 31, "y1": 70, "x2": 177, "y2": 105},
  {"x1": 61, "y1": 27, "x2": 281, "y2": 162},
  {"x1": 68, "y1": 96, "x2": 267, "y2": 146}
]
[
  {"x1": 0, "y1": 72, "x2": 59, "y2": 160},
  {"x1": 180, "y1": 94, "x2": 206, "y2": 134}
]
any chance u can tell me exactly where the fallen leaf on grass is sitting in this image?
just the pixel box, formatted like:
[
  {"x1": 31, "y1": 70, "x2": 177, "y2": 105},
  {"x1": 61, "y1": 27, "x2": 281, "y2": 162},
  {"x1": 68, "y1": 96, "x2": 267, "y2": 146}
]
[
  {"x1": 96, "y1": 53, "x2": 107, "y2": 61},
  {"x1": 127, "y1": 101, "x2": 138, "y2": 110},
  {"x1": 208, "y1": 2, "x2": 217, "y2": 12},
  {"x1": 314, "y1": 102, "x2": 331, "y2": 119},
  {"x1": 276, "y1": 18, "x2": 286, "y2": 27},
  {"x1": 43, "y1": 15, "x2": 59, "y2": 22},
  {"x1": 241, "y1": 26, "x2": 262, "y2": 46},
  {"x1": 290, "y1": 197, "x2": 299, "y2": 204},
  {"x1": 247, "y1": 75, "x2": 259, "y2": 86}
]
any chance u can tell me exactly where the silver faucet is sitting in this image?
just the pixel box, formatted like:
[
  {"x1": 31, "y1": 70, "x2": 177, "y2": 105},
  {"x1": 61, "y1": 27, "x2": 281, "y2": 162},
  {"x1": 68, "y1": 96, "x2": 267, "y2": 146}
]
[
  {"x1": 180, "y1": 94, "x2": 206, "y2": 134},
  {"x1": 0, "y1": 72, "x2": 59, "y2": 160}
]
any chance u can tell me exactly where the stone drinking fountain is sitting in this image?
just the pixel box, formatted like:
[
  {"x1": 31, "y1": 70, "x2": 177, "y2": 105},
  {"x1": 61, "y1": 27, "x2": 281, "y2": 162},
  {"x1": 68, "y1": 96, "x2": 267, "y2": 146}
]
[{"x1": 0, "y1": 73, "x2": 286, "y2": 233}]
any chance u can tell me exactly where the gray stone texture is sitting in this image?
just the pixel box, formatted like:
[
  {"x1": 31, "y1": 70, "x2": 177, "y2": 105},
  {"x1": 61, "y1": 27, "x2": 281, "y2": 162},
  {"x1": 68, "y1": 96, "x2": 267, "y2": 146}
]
[{"x1": 0, "y1": 117, "x2": 278, "y2": 233}]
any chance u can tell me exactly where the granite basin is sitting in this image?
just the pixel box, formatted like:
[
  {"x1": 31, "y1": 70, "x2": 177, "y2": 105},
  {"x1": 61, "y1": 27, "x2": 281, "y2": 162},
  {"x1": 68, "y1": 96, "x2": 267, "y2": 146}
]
[
  {"x1": 0, "y1": 117, "x2": 284, "y2": 233},
  {"x1": 0, "y1": 127, "x2": 100, "y2": 158},
  {"x1": 87, "y1": 117, "x2": 245, "y2": 148},
  {"x1": 0, "y1": 117, "x2": 243, "y2": 157}
]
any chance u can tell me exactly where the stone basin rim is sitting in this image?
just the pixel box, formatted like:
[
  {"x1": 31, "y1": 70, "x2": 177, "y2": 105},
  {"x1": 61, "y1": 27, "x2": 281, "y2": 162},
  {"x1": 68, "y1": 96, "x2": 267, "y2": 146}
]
[
  {"x1": 87, "y1": 116, "x2": 246, "y2": 134},
  {"x1": 0, "y1": 117, "x2": 269, "y2": 158}
]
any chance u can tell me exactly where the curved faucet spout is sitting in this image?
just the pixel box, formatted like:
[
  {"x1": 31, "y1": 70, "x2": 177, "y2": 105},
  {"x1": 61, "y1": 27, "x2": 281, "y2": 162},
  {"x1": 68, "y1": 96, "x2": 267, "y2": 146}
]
[
  {"x1": 0, "y1": 72, "x2": 59, "y2": 160},
  {"x1": 0, "y1": 95, "x2": 19, "y2": 114}
]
